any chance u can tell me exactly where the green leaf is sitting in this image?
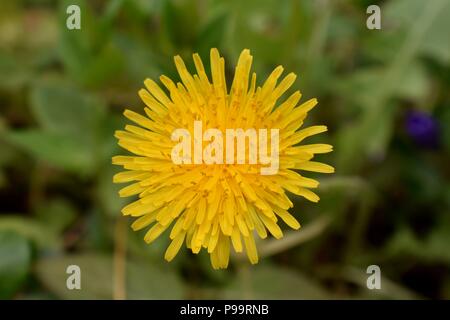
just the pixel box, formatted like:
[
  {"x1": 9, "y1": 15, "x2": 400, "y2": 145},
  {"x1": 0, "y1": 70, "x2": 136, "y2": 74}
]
[
  {"x1": 385, "y1": 0, "x2": 450, "y2": 64},
  {"x1": 386, "y1": 224, "x2": 450, "y2": 264},
  {"x1": 114, "y1": 34, "x2": 164, "y2": 83},
  {"x1": 337, "y1": 62, "x2": 431, "y2": 107},
  {"x1": 80, "y1": 44, "x2": 125, "y2": 87},
  {"x1": 23, "y1": 83, "x2": 112, "y2": 175},
  {"x1": 0, "y1": 231, "x2": 32, "y2": 299},
  {"x1": 35, "y1": 254, "x2": 184, "y2": 299},
  {"x1": 420, "y1": 3, "x2": 450, "y2": 64},
  {"x1": 425, "y1": 229, "x2": 450, "y2": 263},
  {"x1": 57, "y1": 0, "x2": 124, "y2": 86},
  {"x1": 341, "y1": 266, "x2": 422, "y2": 300},
  {"x1": 224, "y1": 264, "x2": 330, "y2": 299},
  {"x1": 195, "y1": 12, "x2": 229, "y2": 58},
  {"x1": 336, "y1": 102, "x2": 396, "y2": 171},
  {"x1": 335, "y1": 0, "x2": 447, "y2": 172},
  {"x1": 0, "y1": 216, "x2": 61, "y2": 250},
  {"x1": 6, "y1": 130, "x2": 94, "y2": 175},
  {"x1": 162, "y1": 0, "x2": 200, "y2": 50},
  {"x1": 57, "y1": 0, "x2": 91, "y2": 80},
  {"x1": 35, "y1": 198, "x2": 77, "y2": 234},
  {"x1": 30, "y1": 83, "x2": 106, "y2": 138},
  {"x1": 127, "y1": 0, "x2": 156, "y2": 17},
  {"x1": 227, "y1": 0, "x2": 296, "y2": 68}
]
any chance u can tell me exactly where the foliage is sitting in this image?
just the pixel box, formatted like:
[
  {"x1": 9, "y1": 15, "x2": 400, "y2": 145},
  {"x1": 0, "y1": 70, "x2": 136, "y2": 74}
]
[{"x1": 0, "y1": 0, "x2": 449, "y2": 299}]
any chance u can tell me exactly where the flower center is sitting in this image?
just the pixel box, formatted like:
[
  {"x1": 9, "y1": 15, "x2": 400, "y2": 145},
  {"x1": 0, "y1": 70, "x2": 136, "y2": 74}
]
[{"x1": 171, "y1": 120, "x2": 279, "y2": 175}]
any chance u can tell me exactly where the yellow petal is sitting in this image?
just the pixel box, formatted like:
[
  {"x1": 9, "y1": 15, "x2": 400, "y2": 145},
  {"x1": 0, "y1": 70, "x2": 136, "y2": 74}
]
[
  {"x1": 231, "y1": 225, "x2": 243, "y2": 252},
  {"x1": 243, "y1": 234, "x2": 258, "y2": 264},
  {"x1": 273, "y1": 207, "x2": 301, "y2": 230},
  {"x1": 131, "y1": 212, "x2": 157, "y2": 231},
  {"x1": 165, "y1": 231, "x2": 186, "y2": 262},
  {"x1": 295, "y1": 161, "x2": 335, "y2": 173},
  {"x1": 144, "y1": 223, "x2": 170, "y2": 244}
]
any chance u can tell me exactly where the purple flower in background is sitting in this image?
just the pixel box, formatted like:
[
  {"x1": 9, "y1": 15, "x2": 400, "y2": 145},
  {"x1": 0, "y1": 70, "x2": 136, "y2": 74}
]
[{"x1": 405, "y1": 110, "x2": 439, "y2": 148}]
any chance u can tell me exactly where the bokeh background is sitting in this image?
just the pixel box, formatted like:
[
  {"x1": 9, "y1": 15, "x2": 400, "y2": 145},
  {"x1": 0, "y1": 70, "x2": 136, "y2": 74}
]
[{"x1": 0, "y1": 0, "x2": 449, "y2": 300}]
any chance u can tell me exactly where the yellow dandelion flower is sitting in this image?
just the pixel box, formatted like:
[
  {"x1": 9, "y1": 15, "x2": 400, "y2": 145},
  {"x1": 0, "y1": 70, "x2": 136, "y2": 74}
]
[{"x1": 112, "y1": 48, "x2": 334, "y2": 269}]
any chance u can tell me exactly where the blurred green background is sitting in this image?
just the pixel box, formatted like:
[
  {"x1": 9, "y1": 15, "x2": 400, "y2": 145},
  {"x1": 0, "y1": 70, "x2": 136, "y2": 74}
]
[{"x1": 0, "y1": 0, "x2": 449, "y2": 300}]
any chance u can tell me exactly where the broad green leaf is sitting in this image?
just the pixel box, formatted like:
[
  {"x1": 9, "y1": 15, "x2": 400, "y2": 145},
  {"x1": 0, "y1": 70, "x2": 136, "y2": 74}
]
[
  {"x1": 0, "y1": 215, "x2": 61, "y2": 250},
  {"x1": 336, "y1": 62, "x2": 431, "y2": 108},
  {"x1": 6, "y1": 130, "x2": 94, "y2": 175},
  {"x1": 336, "y1": 101, "x2": 396, "y2": 172},
  {"x1": 0, "y1": 231, "x2": 32, "y2": 299},
  {"x1": 385, "y1": 223, "x2": 450, "y2": 264},
  {"x1": 26, "y1": 82, "x2": 113, "y2": 175},
  {"x1": 35, "y1": 254, "x2": 184, "y2": 299},
  {"x1": 228, "y1": 0, "x2": 304, "y2": 69},
  {"x1": 127, "y1": 0, "x2": 156, "y2": 16},
  {"x1": 335, "y1": 0, "x2": 447, "y2": 172},
  {"x1": 420, "y1": 4, "x2": 450, "y2": 64},
  {"x1": 114, "y1": 34, "x2": 163, "y2": 84},
  {"x1": 57, "y1": 0, "x2": 91, "y2": 82},
  {"x1": 425, "y1": 228, "x2": 450, "y2": 263},
  {"x1": 57, "y1": 0, "x2": 124, "y2": 86},
  {"x1": 341, "y1": 266, "x2": 422, "y2": 300},
  {"x1": 30, "y1": 83, "x2": 106, "y2": 138},
  {"x1": 195, "y1": 11, "x2": 229, "y2": 58},
  {"x1": 35, "y1": 198, "x2": 77, "y2": 234},
  {"x1": 385, "y1": 0, "x2": 450, "y2": 64},
  {"x1": 79, "y1": 44, "x2": 125, "y2": 87},
  {"x1": 224, "y1": 264, "x2": 330, "y2": 299},
  {"x1": 162, "y1": 0, "x2": 200, "y2": 51}
]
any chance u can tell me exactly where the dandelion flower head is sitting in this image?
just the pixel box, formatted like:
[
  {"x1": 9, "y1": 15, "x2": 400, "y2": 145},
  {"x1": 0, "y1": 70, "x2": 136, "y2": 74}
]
[{"x1": 112, "y1": 48, "x2": 334, "y2": 269}]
